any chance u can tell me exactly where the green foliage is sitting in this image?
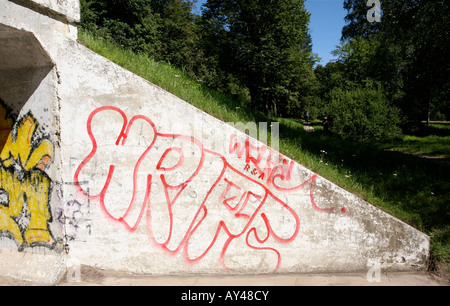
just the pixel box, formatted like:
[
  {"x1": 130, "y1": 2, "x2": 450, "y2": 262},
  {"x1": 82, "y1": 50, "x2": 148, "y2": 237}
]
[
  {"x1": 79, "y1": 0, "x2": 198, "y2": 68},
  {"x1": 324, "y1": 83, "x2": 402, "y2": 142},
  {"x1": 79, "y1": 0, "x2": 158, "y2": 53},
  {"x1": 341, "y1": 0, "x2": 450, "y2": 124},
  {"x1": 79, "y1": 0, "x2": 319, "y2": 118},
  {"x1": 314, "y1": 37, "x2": 404, "y2": 142},
  {"x1": 153, "y1": 0, "x2": 199, "y2": 68},
  {"x1": 200, "y1": 0, "x2": 317, "y2": 117},
  {"x1": 79, "y1": 0, "x2": 449, "y2": 130}
]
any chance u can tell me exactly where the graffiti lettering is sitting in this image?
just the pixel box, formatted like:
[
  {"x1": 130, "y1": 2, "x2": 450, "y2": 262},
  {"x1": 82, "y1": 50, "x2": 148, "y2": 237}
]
[
  {"x1": 74, "y1": 106, "x2": 343, "y2": 270},
  {"x1": 0, "y1": 102, "x2": 54, "y2": 250},
  {"x1": 229, "y1": 134, "x2": 294, "y2": 186}
]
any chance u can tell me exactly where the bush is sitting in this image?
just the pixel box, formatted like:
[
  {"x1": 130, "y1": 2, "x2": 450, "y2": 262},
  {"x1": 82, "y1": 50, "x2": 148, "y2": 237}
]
[{"x1": 324, "y1": 84, "x2": 403, "y2": 142}]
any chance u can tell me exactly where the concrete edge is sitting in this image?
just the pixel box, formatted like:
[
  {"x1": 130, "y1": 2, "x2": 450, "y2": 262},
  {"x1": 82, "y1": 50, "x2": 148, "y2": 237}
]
[
  {"x1": 0, "y1": 248, "x2": 66, "y2": 285},
  {"x1": 54, "y1": 265, "x2": 449, "y2": 286}
]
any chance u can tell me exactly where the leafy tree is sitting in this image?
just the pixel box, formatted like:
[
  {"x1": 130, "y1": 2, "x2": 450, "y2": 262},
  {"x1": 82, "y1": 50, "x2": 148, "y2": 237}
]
[
  {"x1": 79, "y1": 0, "x2": 199, "y2": 68},
  {"x1": 324, "y1": 82, "x2": 403, "y2": 142},
  {"x1": 79, "y1": 0, "x2": 160, "y2": 54},
  {"x1": 200, "y1": 0, "x2": 317, "y2": 116},
  {"x1": 342, "y1": 0, "x2": 450, "y2": 123},
  {"x1": 332, "y1": 36, "x2": 404, "y2": 105},
  {"x1": 153, "y1": 0, "x2": 199, "y2": 68},
  {"x1": 314, "y1": 36, "x2": 404, "y2": 142}
]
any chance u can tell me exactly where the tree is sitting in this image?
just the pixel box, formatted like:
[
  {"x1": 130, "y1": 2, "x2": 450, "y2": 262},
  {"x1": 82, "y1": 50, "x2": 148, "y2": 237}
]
[
  {"x1": 79, "y1": 0, "x2": 160, "y2": 54},
  {"x1": 314, "y1": 51, "x2": 402, "y2": 142},
  {"x1": 332, "y1": 36, "x2": 404, "y2": 104},
  {"x1": 342, "y1": 0, "x2": 450, "y2": 123},
  {"x1": 153, "y1": 0, "x2": 199, "y2": 68},
  {"x1": 79, "y1": 0, "x2": 199, "y2": 69},
  {"x1": 324, "y1": 82, "x2": 402, "y2": 141},
  {"x1": 201, "y1": 0, "x2": 317, "y2": 116}
]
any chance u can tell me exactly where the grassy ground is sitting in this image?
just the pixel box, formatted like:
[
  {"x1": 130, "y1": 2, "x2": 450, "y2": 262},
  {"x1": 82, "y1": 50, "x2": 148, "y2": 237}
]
[
  {"x1": 380, "y1": 123, "x2": 450, "y2": 158},
  {"x1": 78, "y1": 29, "x2": 449, "y2": 278}
]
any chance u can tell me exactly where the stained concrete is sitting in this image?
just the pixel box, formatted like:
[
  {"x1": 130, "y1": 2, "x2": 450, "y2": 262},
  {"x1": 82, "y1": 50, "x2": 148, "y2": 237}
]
[{"x1": 0, "y1": 265, "x2": 447, "y2": 286}]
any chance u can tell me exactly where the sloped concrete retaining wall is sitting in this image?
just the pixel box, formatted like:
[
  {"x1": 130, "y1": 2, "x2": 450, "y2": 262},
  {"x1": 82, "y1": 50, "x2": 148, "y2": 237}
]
[{"x1": 0, "y1": 0, "x2": 429, "y2": 284}]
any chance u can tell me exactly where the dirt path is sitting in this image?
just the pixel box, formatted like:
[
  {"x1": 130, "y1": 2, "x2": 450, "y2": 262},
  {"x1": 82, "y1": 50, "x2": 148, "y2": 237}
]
[{"x1": 303, "y1": 124, "x2": 315, "y2": 132}]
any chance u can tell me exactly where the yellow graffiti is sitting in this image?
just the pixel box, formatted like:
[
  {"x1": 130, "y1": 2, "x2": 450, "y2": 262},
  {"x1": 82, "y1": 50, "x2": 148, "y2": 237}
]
[
  {"x1": 0, "y1": 116, "x2": 53, "y2": 170},
  {"x1": 0, "y1": 169, "x2": 52, "y2": 246},
  {"x1": 0, "y1": 108, "x2": 54, "y2": 249}
]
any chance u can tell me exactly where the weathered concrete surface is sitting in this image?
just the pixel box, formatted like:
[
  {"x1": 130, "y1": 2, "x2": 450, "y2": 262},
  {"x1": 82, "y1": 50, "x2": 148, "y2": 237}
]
[
  {"x1": 0, "y1": 0, "x2": 74, "y2": 284},
  {"x1": 9, "y1": 0, "x2": 80, "y2": 23},
  {"x1": 0, "y1": 266, "x2": 447, "y2": 286},
  {"x1": 0, "y1": 248, "x2": 65, "y2": 285},
  {"x1": 56, "y1": 270, "x2": 449, "y2": 286},
  {"x1": 0, "y1": 24, "x2": 54, "y2": 115},
  {"x1": 56, "y1": 35, "x2": 429, "y2": 276},
  {"x1": 0, "y1": 0, "x2": 432, "y2": 284}
]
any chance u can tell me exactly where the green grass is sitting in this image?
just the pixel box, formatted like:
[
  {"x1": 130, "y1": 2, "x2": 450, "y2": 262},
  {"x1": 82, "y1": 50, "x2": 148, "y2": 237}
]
[
  {"x1": 78, "y1": 29, "x2": 450, "y2": 276},
  {"x1": 381, "y1": 123, "x2": 450, "y2": 158}
]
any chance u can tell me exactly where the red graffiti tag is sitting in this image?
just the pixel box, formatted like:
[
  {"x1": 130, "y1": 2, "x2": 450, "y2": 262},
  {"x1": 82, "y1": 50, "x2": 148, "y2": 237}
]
[
  {"x1": 229, "y1": 133, "x2": 295, "y2": 185},
  {"x1": 74, "y1": 106, "x2": 343, "y2": 271}
]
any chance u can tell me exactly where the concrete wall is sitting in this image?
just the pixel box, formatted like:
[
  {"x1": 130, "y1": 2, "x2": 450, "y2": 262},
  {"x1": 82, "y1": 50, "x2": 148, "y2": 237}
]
[
  {"x1": 58, "y1": 42, "x2": 429, "y2": 275},
  {"x1": 0, "y1": 0, "x2": 430, "y2": 283},
  {"x1": 0, "y1": 2, "x2": 67, "y2": 282}
]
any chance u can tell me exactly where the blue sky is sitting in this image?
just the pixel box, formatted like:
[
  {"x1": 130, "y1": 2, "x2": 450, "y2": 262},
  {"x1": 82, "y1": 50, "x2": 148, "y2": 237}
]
[
  {"x1": 305, "y1": 0, "x2": 347, "y2": 64},
  {"x1": 194, "y1": 0, "x2": 347, "y2": 65}
]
